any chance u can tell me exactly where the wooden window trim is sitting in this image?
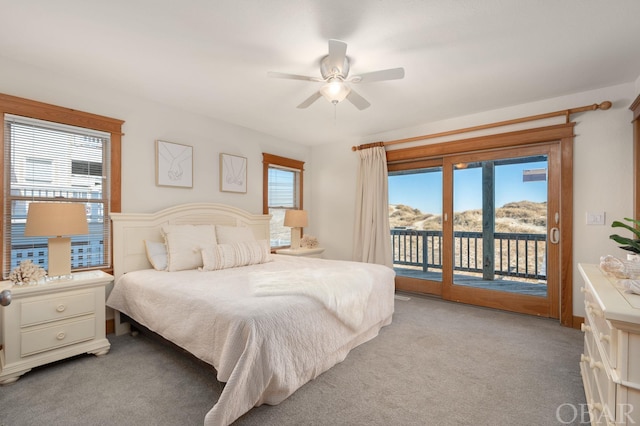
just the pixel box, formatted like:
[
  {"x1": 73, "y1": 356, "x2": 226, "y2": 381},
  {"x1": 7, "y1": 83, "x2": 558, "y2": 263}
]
[
  {"x1": 386, "y1": 123, "x2": 574, "y2": 164},
  {"x1": 0, "y1": 93, "x2": 124, "y2": 276},
  {"x1": 262, "y1": 153, "x2": 305, "y2": 214}
]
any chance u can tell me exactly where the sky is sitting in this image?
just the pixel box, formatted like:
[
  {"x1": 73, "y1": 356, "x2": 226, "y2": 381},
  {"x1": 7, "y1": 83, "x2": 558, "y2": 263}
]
[{"x1": 388, "y1": 160, "x2": 548, "y2": 214}]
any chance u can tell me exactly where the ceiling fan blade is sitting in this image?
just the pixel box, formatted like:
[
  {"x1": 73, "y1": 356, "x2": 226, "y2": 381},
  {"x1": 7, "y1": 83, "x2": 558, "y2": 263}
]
[
  {"x1": 327, "y1": 39, "x2": 348, "y2": 74},
  {"x1": 351, "y1": 67, "x2": 405, "y2": 83},
  {"x1": 267, "y1": 71, "x2": 322, "y2": 82},
  {"x1": 297, "y1": 92, "x2": 323, "y2": 109},
  {"x1": 346, "y1": 89, "x2": 371, "y2": 110}
]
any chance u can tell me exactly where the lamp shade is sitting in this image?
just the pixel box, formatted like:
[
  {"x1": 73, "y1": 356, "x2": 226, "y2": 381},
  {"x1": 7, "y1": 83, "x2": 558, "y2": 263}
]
[
  {"x1": 24, "y1": 202, "x2": 89, "y2": 237},
  {"x1": 284, "y1": 209, "x2": 308, "y2": 228},
  {"x1": 319, "y1": 78, "x2": 350, "y2": 104}
]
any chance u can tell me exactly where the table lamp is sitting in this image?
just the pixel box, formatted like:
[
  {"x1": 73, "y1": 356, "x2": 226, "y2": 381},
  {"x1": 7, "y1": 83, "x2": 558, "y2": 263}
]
[
  {"x1": 24, "y1": 202, "x2": 89, "y2": 278},
  {"x1": 284, "y1": 209, "x2": 308, "y2": 250}
]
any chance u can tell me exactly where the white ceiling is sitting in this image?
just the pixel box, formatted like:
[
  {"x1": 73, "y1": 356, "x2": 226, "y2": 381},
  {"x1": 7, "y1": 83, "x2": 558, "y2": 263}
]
[{"x1": 2, "y1": 0, "x2": 640, "y2": 145}]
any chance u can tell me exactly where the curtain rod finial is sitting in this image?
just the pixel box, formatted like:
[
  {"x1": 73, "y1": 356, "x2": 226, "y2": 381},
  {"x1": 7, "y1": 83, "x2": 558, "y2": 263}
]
[
  {"x1": 351, "y1": 146, "x2": 357, "y2": 151},
  {"x1": 599, "y1": 101, "x2": 612, "y2": 110}
]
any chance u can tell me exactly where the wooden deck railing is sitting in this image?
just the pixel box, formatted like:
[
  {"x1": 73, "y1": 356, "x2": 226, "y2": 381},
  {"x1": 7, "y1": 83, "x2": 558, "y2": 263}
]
[{"x1": 391, "y1": 228, "x2": 547, "y2": 280}]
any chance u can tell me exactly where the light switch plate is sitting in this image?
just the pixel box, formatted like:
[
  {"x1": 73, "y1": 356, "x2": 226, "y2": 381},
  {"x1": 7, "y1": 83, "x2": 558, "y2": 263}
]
[{"x1": 586, "y1": 211, "x2": 605, "y2": 225}]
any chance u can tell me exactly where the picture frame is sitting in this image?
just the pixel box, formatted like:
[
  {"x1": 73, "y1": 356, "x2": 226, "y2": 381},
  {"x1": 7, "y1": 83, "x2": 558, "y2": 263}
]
[
  {"x1": 156, "y1": 140, "x2": 193, "y2": 188},
  {"x1": 220, "y1": 153, "x2": 247, "y2": 193}
]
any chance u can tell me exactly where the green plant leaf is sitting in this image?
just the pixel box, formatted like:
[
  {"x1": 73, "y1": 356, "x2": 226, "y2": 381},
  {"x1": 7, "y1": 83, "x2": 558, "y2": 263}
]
[
  {"x1": 609, "y1": 233, "x2": 640, "y2": 253},
  {"x1": 611, "y1": 218, "x2": 640, "y2": 239}
]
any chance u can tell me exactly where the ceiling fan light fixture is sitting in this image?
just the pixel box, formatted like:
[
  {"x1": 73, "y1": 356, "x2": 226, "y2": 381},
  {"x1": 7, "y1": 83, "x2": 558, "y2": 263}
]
[{"x1": 319, "y1": 78, "x2": 350, "y2": 104}]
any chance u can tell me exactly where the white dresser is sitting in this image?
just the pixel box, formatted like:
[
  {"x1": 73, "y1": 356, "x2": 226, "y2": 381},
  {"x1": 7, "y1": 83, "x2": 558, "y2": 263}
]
[
  {"x1": 0, "y1": 270, "x2": 112, "y2": 384},
  {"x1": 579, "y1": 263, "x2": 640, "y2": 425}
]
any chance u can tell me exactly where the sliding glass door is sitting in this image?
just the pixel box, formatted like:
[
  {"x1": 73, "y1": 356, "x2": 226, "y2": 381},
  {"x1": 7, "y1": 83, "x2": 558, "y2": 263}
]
[
  {"x1": 443, "y1": 144, "x2": 560, "y2": 317},
  {"x1": 389, "y1": 160, "x2": 444, "y2": 294},
  {"x1": 451, "y1": 155, "x2": 548, "y2": 296},
  {"x1": 389, "y1": 143, "x2": 561, "y2": 318}
]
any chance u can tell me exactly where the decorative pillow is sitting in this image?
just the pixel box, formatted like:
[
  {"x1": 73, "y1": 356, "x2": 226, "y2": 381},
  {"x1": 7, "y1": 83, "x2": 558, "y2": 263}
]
[
  {"x1": 161, "y1": 224, "x2": 217, "y2": 271},
  {"x1": 215, "y1": 225, "x2": 256, "y2": 244},
  {"x1": 144, "y1": 240, "x2": 167, "y2": 271},
  {"x1": 200, "y1": 240, "x2": 271, "y2": 271}
]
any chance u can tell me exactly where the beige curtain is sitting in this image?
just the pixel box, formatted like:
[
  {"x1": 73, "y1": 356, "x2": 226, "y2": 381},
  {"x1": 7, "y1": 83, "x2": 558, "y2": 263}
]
[{"x1": 352, "y1": 146, "x2": 393, "y2": 268}]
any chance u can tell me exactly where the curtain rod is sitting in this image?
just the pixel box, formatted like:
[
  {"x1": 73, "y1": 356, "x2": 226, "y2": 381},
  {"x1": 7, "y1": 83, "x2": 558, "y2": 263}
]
[{"x1": 351, "y1": 101, "x2": 612, "y2": 151}]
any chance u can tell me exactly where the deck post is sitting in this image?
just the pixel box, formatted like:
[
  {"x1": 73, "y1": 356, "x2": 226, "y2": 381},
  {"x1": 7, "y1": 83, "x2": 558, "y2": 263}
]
[
  {"x1": 482, "y1": 162, "x2": 495, "y2": 280},
  {"x1": 422, "y1": 232, "x2": 428, "y2": 272}
]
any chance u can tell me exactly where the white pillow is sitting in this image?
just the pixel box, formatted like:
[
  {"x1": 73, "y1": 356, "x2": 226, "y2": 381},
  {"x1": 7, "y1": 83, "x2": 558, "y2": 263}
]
[
  {"x1": 161, "y1": 224, "x2": 217, "y2": 271},
  {"x1": 200, "y1": 240, "x2": 270, "y2": 271},
  {"x1": 144, "y1": 240, "x2": 167, "y2": 271},
  {"x1": 215, "y1": 225, "x2": 256, "y2": 244}
]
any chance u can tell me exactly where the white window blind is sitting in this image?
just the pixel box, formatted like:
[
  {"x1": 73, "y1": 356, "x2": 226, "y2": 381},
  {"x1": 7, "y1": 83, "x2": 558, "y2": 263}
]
[
  {"x1": 3, "y1": 114, "x2": 111, "y2": 275},
  {"x1": 267, "y1": 165, "x2": 300, "y2": 247},
  {"x1": 268, "y1": 167, "x2": 297, "y2": 208}
]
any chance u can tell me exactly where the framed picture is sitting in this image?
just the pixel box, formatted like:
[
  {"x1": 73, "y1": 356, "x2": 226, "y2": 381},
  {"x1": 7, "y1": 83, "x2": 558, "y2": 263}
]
[
  {"x1": 220, "y1": 153, "x2": 247, "y2": 193},
  {"x1": 156, "y1": 140, "x2": 193, "y2": 188}
]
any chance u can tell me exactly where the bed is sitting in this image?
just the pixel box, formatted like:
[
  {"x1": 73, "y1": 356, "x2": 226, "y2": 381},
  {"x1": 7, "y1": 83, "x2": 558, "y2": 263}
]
[{"x1": 106, "y1": 203, "x2": 395, "y2": 426}]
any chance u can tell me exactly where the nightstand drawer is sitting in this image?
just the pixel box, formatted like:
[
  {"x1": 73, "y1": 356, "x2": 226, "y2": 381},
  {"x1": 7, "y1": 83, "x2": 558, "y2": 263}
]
[
  {"x1": 21, "y1": 290, "x2": 95, "y2": 327},
  {"x1": 21, "y1": 316, "x2": 96, "y2": 356}
]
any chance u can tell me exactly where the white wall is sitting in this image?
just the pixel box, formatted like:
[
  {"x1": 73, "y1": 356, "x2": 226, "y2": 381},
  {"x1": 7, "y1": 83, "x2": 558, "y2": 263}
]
[
  {"x1": 3, "y1": 55, "x2": 639, "y2": 319},
  {"x1": 312, "y1": 82, "x2": 639, "y2": 317},
  {"x1": 0, "y1": 57, "x2": 312, "y2": 217}
]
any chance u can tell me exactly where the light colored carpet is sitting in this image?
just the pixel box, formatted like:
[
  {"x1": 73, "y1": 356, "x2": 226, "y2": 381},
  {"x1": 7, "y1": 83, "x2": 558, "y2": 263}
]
[{"x1": 0, "y1": 293, "x2": 586, "y2": 425}]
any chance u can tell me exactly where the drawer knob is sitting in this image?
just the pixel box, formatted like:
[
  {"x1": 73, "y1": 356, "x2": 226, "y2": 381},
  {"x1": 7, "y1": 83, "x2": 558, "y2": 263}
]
[
  {"x1": 56, "y1": 304, "x2": 66, "y2": 313},
  {"x1": 590, "y1": 401, "x2": 603, "y2": 412},
  {"x1": 56, "y1": 332, "x2": 66, "y2": 340},
  {"x1": 586, "y1": 303, "x2": 603, "y2": 318},
  {"x1": 590, "y1": 360, "x2": 603, "y2": 371},
  {"x1": 599, "y1": 333, "x2": 610, "y2": 343},
  {"x1": 581, "y1": 323, "x2": 592, "y2": 333},
  {"x1": 581, "y1": 354, "x2": 591, "y2": 363}
]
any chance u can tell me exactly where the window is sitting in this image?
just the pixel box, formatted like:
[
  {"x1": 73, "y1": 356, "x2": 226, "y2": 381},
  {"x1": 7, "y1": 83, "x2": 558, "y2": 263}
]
[
  {"x1": 25, "y1": 158, "x2": 53, "y2": 183},
  {"x1": 262, "y1": 153, "x2": 304, "y2": 248},
  {"x1": 0, "y1": 93, "x2": 123, "y2": 278},
  {"x1": 72, "y1": 160, "x2": 103, "y2": 177}
]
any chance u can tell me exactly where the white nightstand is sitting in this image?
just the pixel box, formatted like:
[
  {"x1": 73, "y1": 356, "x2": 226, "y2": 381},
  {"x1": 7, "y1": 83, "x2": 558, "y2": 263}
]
[
  {"x1": 276, "y1": 247, "x2": 325, "y2": 258},
  {"x1": 0, "y1": 270, "x2": 112, "y2": 384}
]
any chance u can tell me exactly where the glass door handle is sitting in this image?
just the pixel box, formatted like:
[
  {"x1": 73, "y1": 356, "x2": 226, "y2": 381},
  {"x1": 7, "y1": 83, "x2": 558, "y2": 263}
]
[{"x1": 550, "y1": 227, "x2": 560, "y2": 244}]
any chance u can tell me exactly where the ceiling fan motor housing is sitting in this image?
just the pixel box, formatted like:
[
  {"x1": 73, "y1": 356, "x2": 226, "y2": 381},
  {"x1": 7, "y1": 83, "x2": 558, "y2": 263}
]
[{"x1": 321, "y1": 55, "x2": 349, "y2": 80}]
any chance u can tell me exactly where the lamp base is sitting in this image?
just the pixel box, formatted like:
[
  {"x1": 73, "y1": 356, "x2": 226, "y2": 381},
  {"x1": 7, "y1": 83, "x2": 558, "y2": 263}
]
[
  {"x1": 290, "y1": 227, "x2": 302, "y2": 249},
  {"x1": 48, "y1": 236, "x2": 72, "y2": 278}
]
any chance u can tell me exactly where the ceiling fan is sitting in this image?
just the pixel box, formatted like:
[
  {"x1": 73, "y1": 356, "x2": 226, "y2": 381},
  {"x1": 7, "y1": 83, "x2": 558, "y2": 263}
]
[{"x1": 267, "y1": 39, "x2": 405, "y2": 110}]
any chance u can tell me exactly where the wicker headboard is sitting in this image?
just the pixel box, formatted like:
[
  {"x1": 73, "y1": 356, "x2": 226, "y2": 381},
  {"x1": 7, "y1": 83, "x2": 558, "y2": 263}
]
[{"x1": 110, "y1": 203, "x2": 271, "y2": 281}]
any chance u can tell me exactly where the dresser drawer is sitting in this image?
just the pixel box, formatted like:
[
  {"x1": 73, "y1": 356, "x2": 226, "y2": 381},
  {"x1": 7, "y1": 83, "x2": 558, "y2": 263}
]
[
  {"x1": 21, "y1": 316, "x2": 96, "y2": 357},
  {"x1": 584, "y1": 328, "x2": 616, "y2": 421},
  {"x1": 21, "y1": 290, "x2": 95, "y2": 327},
  {"x1": 581, "y1": 338, "x2": 598, "y2": 403},
  {"x1": 584, "y1": 287, "x2": 617, "y2": 369},
  {"x1": 628, "y1": 333, "x2": 640, "y2": 386}
]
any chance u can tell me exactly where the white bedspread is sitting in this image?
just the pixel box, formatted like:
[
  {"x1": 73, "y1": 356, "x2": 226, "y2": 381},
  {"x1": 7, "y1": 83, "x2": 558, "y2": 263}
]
[
  {"x1": 250, "y1": 266, "x2": 373, "y2": 329},
  {"x1": 106, "y1": 255, "x2": 395, "y2": 426}
]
